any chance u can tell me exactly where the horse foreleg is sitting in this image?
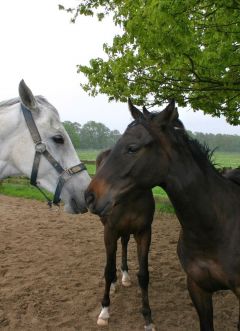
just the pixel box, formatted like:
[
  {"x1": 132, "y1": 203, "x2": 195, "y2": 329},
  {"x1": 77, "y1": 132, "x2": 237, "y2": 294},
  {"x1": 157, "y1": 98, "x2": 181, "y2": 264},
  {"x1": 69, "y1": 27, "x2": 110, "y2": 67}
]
[
  {"x1": 97, "y1": 227, "x2": 118, "y2": 327},
  {"x1": 233, "y1": 291, "x2": 240, "y2": 330},
  {"x1": 121, "y1": 234, "x2": 131, "y2": 287},
  {"x1": 238, "y1": 301, "x2": 240, "y2": 331},
  {"x1": 134, "y1": 228, "x2": 155, "y2": 331},
  {"x1": 187, "y1": 276, "x2": 214, "y2": 331}
]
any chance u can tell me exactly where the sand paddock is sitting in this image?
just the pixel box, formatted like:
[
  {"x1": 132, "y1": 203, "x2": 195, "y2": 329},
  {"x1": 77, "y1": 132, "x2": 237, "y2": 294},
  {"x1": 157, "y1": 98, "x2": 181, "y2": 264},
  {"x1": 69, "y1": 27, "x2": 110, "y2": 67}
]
[{"x1": 0, "y1": 195, "x2": 238, "y2": 330}]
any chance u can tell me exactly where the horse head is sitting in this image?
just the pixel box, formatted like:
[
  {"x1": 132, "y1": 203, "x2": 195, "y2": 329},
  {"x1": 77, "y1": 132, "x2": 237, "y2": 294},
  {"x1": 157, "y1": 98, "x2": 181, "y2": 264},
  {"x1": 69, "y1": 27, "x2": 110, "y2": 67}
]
[
  {"x1": 85, "y1": 99, "x2": 181, "y2": 216},
  {"x1": 1, "y1": 80, "x2": 91, "y2": 214}
]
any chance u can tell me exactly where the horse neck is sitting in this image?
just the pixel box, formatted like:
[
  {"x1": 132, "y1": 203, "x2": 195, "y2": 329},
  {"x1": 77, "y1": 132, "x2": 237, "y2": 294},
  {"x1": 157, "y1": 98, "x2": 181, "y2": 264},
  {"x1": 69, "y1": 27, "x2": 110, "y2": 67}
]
[
  {"x1": 0, "y1": 103, "x2": 28, "y2": 178},
  {"x1": 164, "y1": 151, "x2": 230, "y2": 238}
]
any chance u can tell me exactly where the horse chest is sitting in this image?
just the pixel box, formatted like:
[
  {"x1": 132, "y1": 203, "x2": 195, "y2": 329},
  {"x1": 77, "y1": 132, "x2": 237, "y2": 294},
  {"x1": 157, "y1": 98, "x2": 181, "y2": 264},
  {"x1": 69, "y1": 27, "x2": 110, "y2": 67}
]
[
  {"x1": 119, "y1": 215, "x2": 148, "y2": 234},
  {"x1": 106, "y1": 211, "x2": 150, "y2": 234}
]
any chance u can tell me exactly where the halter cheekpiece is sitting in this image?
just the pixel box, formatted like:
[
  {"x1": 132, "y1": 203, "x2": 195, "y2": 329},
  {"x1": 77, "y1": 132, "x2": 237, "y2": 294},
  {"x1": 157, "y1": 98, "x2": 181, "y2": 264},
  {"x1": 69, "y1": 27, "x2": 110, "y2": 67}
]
[{"x1": 21, "y1": 103, "x2": 86, "y2": 207}]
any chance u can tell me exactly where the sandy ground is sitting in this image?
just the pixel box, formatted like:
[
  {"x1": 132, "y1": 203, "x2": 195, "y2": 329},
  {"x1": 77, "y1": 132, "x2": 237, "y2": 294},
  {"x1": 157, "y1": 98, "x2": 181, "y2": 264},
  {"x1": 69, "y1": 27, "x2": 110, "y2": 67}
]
[{"x1": 0, "y1": 195, "x2": 238, "y2": 331}]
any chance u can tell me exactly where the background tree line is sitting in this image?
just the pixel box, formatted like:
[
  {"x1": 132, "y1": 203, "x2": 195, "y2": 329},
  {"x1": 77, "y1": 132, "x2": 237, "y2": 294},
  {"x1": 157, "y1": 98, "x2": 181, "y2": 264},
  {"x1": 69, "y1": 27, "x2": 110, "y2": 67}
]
[
  {"x1": 189, "y1": 131, "x2": 240, "y2": 153},
  {"x1": 64, "y1": 120, "x2": 240, "y2": 153},
  {"x1": 63, "y1": 120, "x2": 121, "y2": 150}
]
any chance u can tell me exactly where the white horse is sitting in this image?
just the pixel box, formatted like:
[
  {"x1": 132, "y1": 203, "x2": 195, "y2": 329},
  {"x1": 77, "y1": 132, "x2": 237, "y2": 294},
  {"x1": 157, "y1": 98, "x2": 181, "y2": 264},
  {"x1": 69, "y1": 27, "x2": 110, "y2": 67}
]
[{"x1": 0, "y1": 80, "x2": 91, "y2": 214}]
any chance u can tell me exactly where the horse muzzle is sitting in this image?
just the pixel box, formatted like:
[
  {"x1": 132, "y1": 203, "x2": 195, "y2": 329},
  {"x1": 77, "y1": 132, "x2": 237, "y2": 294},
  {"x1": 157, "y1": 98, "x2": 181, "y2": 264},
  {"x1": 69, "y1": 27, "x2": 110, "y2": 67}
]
[
  {"x1": 85, "y1": 190, "x2": 114, "y2": 217},
  {"x1": 64, "y1": 197, "x2": 88, "y2": 214}
]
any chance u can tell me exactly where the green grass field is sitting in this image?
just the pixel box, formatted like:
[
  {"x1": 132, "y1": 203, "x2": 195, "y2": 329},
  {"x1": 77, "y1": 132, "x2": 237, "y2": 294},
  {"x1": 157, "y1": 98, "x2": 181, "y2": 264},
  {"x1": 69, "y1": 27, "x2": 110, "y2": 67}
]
[
  {"x1": 78, "y1": 150, "x2": 240, "y2": 168},
  {"x1": 80, "y1": 150, "x2": 240, "y2": 176},
  {"x1": 212, "y1": 152, "x2": 240, "y2": 168},
  {"x1": 1, "y1": 150, "x2": 240, "y2": 214},
  {"x1": 0, "y1": 181, "x2": 52, "y2": 201},
  {"x1": 78, "y1": 149, "x2": 100, "y2": 160}
]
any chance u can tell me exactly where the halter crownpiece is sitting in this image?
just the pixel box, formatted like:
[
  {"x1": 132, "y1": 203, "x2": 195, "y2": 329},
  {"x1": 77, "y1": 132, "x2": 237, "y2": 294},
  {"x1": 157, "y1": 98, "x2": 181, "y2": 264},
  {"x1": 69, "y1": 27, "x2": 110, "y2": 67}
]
[{"x1": 21, "y1": 103, "x2": 86, "y2": 207}]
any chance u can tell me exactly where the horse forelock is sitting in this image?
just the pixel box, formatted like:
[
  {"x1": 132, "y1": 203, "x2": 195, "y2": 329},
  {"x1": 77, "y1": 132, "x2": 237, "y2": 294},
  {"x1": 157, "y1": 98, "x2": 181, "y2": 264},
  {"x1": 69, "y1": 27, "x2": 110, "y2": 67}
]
[{"x1": 127, "y1": 110, "x2": 159, "y2": 129}]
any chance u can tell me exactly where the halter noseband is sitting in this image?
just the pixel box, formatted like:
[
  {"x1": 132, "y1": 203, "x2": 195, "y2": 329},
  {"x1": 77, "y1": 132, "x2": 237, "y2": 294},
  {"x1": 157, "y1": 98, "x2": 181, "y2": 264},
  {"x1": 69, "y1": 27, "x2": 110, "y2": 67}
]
[{"x1": 21, "y1": 103, "x2": 86, "y2": 207}]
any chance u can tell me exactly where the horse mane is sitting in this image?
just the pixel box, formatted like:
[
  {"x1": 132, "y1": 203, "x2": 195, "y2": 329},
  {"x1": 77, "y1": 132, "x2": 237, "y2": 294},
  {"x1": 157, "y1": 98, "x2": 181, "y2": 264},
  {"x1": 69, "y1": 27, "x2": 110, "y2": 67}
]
[
  {"x1": 0, "y1": 97, "x2": 20, "y2": 109},
  {"x1": 185, "y1": 134, "x2": 217, "y2": 169},
  {"x1": 0, "y1": 95, "x2": 58, "y2": 114},
  {"x1": 147, "y1": 113, "x2": 218, "y2": 172}
]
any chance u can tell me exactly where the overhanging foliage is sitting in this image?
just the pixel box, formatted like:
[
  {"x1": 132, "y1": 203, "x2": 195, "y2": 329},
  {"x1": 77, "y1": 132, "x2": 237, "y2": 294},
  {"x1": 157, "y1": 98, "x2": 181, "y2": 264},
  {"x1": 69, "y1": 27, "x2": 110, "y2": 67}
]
[{"x1": 60, "y1": 1, "x2": 240, "y2": 124}]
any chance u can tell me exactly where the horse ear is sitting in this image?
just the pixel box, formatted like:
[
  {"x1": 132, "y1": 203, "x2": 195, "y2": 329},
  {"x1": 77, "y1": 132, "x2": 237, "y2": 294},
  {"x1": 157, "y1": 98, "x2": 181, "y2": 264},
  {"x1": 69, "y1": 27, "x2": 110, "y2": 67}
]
[
  {"x1": 128, "y1": 98, "x2": 144, "y2": 120},
  {"x1": 143, "y1": 105, "x2": 151, "y2": 118},
  {"x1": 18, "y1": 80, "x2": 37, "y2": 111},
  {"x1": 155, "y1": 99, "x2": 178, "y2": 125}
]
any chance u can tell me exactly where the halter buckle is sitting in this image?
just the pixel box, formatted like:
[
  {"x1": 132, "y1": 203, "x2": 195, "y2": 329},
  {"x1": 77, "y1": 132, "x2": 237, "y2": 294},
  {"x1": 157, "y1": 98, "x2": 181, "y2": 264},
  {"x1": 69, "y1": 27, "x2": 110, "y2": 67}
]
[
  {"x1": 35, "y1": 142, "x2": 46, "y2": 153},
  {"x1": 66, "y1": 164, "x2": 86, "y2": 175},
  {"x1": 58, "y1": 164, "x2": 86, "y2": 184}
]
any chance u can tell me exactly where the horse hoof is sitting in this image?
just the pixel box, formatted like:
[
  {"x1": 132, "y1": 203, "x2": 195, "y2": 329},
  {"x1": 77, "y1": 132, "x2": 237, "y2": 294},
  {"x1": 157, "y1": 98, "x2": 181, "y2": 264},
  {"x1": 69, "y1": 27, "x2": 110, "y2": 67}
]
[
  {"x1": 144, "y1": 323, "x2": 156, "y2": 331},
  {"x1": 97, "y1": 318, "x2": 108, "y2": 326},
  {"x1": 122, "y1": 279, "x2": 131, "y2": 287}
]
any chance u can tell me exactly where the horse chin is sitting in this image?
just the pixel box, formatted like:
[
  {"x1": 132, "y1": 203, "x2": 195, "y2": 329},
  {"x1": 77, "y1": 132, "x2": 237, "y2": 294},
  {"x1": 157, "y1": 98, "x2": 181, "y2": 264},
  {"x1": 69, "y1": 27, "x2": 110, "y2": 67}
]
[
  {"x1": 99, "y1": 201, "x2": 113, "y2": 217},
  {"x1": 89, "y1": 200, "x2": 114, "y2": 217},
  {"x1": 64, "y1": 199, "x2": 88, "y2": 214}
]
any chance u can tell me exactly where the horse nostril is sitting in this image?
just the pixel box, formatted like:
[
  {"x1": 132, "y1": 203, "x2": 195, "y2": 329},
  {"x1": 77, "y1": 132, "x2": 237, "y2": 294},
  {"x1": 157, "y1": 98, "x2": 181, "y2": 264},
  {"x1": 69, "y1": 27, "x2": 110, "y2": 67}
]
[{"x1": 85, "y1": 191, "x2": 96, "y2": 208}]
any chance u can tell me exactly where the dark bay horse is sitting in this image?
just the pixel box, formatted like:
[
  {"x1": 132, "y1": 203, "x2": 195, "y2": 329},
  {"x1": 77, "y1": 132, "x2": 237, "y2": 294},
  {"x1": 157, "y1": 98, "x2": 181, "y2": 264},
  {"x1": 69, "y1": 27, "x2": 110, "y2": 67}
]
[
  {"x1": 222, "y1": 167, "x2": 240, "y2": 186},
  {"x1": 85, "y1": 99, "x2": 240, "y2": 331},
  {"x1": 91, "y1": 149, "x2": 155, "y2": 330}
]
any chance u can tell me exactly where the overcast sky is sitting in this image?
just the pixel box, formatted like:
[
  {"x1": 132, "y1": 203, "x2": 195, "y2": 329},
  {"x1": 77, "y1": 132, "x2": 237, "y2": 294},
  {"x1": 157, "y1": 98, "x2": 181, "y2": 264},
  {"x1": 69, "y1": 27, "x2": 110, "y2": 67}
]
[{"x1": 0, "y1": 0, "x2": 239, "y2": 135}]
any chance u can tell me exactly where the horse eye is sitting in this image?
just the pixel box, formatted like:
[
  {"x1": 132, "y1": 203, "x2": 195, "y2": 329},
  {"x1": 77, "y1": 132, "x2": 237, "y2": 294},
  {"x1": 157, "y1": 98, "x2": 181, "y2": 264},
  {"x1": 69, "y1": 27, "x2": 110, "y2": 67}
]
[
  {"x1": 52, "y1": 135, "x2": 64, "y2": 144},
  {"x1": 127, "y1": 145, "x2": 139, "y2": 154}
]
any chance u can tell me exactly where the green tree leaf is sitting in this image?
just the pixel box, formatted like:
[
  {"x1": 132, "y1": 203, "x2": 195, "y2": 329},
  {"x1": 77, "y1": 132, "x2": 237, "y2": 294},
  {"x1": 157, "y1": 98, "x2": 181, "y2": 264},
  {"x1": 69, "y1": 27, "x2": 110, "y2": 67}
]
[{"x1": 61, "y1": 0, "x2": 240, "y2": 124}]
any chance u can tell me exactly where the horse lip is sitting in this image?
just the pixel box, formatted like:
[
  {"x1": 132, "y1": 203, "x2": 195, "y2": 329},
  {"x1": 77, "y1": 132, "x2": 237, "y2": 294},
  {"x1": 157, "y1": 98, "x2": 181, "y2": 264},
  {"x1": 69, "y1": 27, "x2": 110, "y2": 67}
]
[
  {"x1": 79, "y1": 207, "x2": 88, "y2": 214},
  {"x1": 71, "y1": 198, "x2": 88, "y2": 214}
]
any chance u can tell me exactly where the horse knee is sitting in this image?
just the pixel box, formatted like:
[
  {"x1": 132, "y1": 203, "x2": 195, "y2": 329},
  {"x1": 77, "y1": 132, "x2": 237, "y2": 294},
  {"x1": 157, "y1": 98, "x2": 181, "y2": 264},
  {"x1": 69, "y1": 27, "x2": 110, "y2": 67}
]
[
  {"x1": 137, "y1": 271, "x2": 149, "y2": 289},
  {"x1": 104, "y1": 265, "x2": 116, "y2": 283}
]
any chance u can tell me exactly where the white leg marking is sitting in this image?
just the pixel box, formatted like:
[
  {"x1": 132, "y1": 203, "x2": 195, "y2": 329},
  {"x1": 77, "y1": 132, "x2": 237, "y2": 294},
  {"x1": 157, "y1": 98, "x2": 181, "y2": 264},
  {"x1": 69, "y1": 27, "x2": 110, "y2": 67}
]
[
  {"x1": 121, "y1": 270, "x2": 131, "y2": 287},
  {"x1": 97, "y1": 307, "x2": 110, "y2": 326},
  {"x1": 144, "y1": 323, "x2": 156, "y2": 331}
]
